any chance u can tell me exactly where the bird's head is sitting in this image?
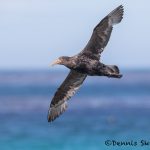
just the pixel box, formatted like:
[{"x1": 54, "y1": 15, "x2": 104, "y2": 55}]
[{"x1": 50, "y1": 56, "x2": 71, "y2": 66}]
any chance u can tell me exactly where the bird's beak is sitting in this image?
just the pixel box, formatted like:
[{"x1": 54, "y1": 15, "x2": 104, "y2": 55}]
[{"x1": 49, "y1": 59, "x2": 61, "y2": 67}]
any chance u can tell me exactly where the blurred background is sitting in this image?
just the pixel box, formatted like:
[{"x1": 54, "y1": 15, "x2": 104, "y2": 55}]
[{"x1": 0, "y1": 0, "x2": 150, "y2": 150}]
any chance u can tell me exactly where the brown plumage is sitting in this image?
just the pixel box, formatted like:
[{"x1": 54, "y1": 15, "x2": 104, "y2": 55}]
[
  {"x1": 48, "y1": 5, "x2": 124, "y2": 122},
  {"x1": 48, "y1": 71, "x2": 87, "y2": 122}
]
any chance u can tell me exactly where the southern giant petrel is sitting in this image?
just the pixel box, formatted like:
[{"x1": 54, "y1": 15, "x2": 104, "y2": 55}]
[{"x1": 48, "y1": 5, "x2": 124, "y2": 122}]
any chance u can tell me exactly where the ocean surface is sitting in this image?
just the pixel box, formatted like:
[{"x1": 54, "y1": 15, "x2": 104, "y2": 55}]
[{"x1": 0, "y1": 70, "x2": 150, "y2": 150}]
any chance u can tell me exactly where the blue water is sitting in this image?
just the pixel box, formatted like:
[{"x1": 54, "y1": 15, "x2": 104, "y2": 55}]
[{"x1": 0, "y1": 70, "x2": 150, "y2": 150}]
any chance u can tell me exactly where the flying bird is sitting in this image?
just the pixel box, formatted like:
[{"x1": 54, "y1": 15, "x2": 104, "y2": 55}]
[{"x1": 48, "y1": 5, "x2": 124, "y2": 122}]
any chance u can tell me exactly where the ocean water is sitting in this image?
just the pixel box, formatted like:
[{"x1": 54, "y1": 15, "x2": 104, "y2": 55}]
[{"x1": 0, "y1": 70, "x2": 150, "y2": 150}]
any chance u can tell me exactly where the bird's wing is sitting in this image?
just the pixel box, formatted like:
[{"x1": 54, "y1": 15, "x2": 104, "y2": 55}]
[
  {"x1": 48, "y1": 70, "x2": 87, "y2": 122},
  {"x1": 79, "y1": 5, "x2": 124, "y2": 60}
]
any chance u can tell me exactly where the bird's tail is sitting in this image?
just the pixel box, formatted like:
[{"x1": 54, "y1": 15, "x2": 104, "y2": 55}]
[
  {"x1": 104, "y1": 65, "x2": 122, "y2": 78},
  {"x1": 108, "y1": 5, "x2": 124, "y2": 25}
]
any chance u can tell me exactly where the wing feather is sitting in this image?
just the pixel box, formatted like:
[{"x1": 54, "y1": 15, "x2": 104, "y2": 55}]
[
  {"x1": 79, "y1": 5, "x2": 124, "y2": 60},
  {"x1": 48, "y1": 70, "x2": 87, "y2": 122}
]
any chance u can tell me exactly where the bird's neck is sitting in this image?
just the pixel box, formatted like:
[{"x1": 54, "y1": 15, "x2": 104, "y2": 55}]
[{"x1": 63, "y1": 57, "x2": 76, "y2": 69}]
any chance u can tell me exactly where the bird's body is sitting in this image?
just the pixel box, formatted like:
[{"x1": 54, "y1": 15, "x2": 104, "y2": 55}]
[
  {"x1": 60, "y1": 56, "x2": 121, "y2": 77},
  {"x1": 48, "y1": 5, "x2": 124, "y2": 122},
  {"x1": 59, "y1": 56, "x2": 99, "y2": 75}
]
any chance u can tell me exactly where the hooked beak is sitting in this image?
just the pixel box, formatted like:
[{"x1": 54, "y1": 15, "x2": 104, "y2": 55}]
[{"x1": 49, "y1": 59, "x2": 61, "y2": 67}]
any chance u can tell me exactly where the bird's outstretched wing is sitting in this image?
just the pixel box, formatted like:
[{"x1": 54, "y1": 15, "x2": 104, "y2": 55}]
[
  {"x1": 79, "y1": 5, "x2": 124, "y2": 60},
  {"x1": 48, "y1": 70, "x2": 87, "y2": 122}
]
